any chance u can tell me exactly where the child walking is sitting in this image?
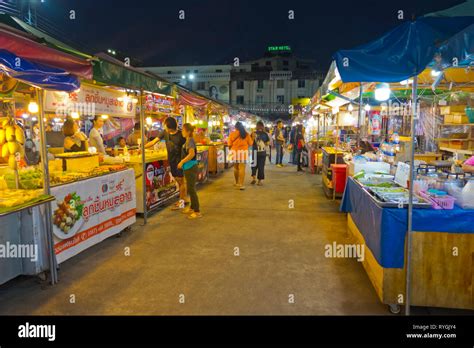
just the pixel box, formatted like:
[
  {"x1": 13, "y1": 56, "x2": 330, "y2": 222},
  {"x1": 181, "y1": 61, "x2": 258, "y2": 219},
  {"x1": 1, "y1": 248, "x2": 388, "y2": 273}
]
[{"x1": 178, "y1": 123, "x2": 202, "y2": 219}]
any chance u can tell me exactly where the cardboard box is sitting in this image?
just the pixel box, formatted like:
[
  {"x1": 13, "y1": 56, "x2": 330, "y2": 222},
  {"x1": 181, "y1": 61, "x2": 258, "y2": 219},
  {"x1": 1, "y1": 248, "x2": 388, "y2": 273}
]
[
  {"x1": 453, "y1": 114, "x2": 469, "y2": 124},
  {"x1": 444, "y1": 114, "x2": 454, "y2": 123},
  {"x1": 440, "y1": 105, "x2": 467, "y2": 115},
  {"x1": 450, "y1": 141, "x2": 468, "y2": 150}
]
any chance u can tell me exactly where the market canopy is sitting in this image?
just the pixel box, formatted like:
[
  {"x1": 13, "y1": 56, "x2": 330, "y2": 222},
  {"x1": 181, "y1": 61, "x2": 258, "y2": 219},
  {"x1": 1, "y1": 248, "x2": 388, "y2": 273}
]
[
  {"x1": 0, "y1": 49, "x2": 80, "y2": 92},
  {"x1": 425, "y1": 0, "x2": 474, "y2": 17},
  {"x1": 333, "y1": 17, "x2": 474, "y2": 83},
  {"x1": 92, "y1": 55, "x2": 173, "y2": 96},
  {"x1": 0, "y1": 14, "x2": 93, "y2": 61},
  {"x1": 0, "y1": 24, "x2": 92, "y2": 79}
]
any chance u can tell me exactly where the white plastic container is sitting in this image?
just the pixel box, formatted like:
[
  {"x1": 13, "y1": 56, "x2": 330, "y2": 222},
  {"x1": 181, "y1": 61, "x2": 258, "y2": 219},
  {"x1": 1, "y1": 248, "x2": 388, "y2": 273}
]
[{"x1": 461, "y1": 179, "x2": 474, "y2": 209}]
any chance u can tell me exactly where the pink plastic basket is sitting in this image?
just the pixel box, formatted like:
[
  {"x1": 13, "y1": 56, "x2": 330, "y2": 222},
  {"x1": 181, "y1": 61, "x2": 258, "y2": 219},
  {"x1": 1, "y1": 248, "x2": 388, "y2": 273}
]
[{"x1": 418, "y1": 191, "x2": 456, "y2": 210}]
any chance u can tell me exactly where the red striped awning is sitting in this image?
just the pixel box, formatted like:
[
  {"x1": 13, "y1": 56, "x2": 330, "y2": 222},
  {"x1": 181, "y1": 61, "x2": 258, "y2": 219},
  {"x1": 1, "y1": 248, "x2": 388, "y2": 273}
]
[{"x1": 0, "y1": 28, "x2": 92, "y2": 79}]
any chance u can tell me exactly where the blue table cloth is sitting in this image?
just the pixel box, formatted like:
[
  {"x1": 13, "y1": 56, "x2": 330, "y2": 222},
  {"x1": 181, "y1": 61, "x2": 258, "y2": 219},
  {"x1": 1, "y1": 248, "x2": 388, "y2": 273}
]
[{"x1": 340, "y1": 177, "x2": 474, "y2": 268}]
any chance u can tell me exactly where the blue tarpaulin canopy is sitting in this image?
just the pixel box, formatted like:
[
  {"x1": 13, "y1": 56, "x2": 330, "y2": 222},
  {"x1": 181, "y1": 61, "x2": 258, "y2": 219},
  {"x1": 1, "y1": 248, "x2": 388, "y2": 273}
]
[
  {"x1": 333, "y1": 17, "x2": 474, "y2": 83},
  {"x1": 0, "y1": 49, "x2": 80, "y2": 91}
]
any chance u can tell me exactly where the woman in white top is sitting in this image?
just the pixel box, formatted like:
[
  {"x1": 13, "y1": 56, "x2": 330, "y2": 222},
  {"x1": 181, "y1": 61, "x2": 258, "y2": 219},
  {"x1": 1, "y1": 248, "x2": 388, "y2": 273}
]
[{"x1": 88, "y1": 115, "x2": 106, "y2": 154}]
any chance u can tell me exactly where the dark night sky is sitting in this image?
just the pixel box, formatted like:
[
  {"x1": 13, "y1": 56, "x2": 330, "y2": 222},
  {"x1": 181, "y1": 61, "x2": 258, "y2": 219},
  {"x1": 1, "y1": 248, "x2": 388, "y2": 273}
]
[{"x1": 36, "y1": 0, "x2": 465, "y2": 70}]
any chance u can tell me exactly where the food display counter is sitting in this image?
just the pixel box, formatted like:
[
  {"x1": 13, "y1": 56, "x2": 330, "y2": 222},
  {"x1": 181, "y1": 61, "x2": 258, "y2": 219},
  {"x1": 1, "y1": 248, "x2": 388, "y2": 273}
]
[
  {"x1": 341, "y1": 177, "x2": 474, "y2": 312},
  {"x1": 50, "y1": 167, "x2": 136, "y2": 264},
  {"x1": 206, "y1": 142, "x2": 225, "y2": 175},
  {"x1": 9, "y1": 156, "x2": 138, "y2": 264}
]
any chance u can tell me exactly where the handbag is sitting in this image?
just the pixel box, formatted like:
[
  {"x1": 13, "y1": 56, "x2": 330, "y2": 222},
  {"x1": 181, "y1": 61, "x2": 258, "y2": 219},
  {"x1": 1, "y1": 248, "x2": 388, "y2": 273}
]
[
  {"x1": 183, "y1": 160, "x2": 198, "y2": 171},
  {"x1": 297, "y1": 139, "x2": 305, "y2": 150}
]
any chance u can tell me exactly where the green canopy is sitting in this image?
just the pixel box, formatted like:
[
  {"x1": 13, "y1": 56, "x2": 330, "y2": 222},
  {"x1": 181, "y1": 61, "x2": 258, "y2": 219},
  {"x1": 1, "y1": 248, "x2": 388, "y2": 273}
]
[{"x1": 92, "y1": 59, "x2": 173, "y2": 95}]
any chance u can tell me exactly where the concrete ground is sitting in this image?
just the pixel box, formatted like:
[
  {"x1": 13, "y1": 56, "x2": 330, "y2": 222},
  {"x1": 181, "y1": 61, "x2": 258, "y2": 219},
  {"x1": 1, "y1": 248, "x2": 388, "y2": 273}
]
[{"x1": 0, "y1": 160, "x2": 467, "y2": 315}]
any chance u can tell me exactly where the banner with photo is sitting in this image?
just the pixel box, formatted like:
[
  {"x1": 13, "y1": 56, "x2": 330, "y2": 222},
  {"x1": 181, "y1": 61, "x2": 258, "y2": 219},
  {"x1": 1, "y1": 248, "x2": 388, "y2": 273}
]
[
  {"x1": 51, "y1": 169, "x2": 136, "y2": 264},
  {"x1": 44, "y1": 84, "x2": 137, "y2": 118}
]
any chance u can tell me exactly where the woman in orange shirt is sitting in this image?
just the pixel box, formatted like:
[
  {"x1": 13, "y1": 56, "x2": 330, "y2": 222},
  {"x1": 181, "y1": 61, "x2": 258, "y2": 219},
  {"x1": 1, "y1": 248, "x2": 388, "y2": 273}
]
[{"x1": 228, "y1": 121, "x2": 253, "y2": 190}]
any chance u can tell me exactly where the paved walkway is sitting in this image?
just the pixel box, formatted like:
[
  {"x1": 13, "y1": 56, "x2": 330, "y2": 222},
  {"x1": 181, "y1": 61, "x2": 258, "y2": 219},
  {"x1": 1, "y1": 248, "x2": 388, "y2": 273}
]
[{"x1": 0, "y1": 161, "x2": 414, "y2": 315}]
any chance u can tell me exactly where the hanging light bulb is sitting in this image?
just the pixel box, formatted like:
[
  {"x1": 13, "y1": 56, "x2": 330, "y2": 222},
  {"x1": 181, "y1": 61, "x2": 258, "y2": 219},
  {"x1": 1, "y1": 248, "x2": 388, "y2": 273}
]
[
  {"x1": 364, "y1": 104, "x2": 371, "y2": 111},
  {"x1": 28, "y1": 102, "x2": 39, "y2": 114},
  {"x1": 374, "y1": 83, "x2": 391, "y2": 101},
  {"x1": 348, "y1": 104, "x2": 354, "y2": 112},
  {"x1": 145, "y1": 117, "x2": 153, "y2": 126},
  {"x1": 71, "y1": 112, "x2": 80, "y2": 119}
]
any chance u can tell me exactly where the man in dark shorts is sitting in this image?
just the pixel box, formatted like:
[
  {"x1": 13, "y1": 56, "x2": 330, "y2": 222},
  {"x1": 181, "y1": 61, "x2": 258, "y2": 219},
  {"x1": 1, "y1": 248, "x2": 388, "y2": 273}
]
[{"x1": 146, "y1": 117, "x2": 188, "y2": 210}]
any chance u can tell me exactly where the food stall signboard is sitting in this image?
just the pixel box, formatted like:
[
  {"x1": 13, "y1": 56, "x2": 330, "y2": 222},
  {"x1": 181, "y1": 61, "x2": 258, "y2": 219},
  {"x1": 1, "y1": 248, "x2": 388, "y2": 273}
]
[
  {"x1": 51, "y1": 169, "x2": 136, "y2": 263},
  {"x1": 197, "y1": 150, "x2": 209, "y2": 183},
  {"x1": 145, "y1": 160, "x2": 178, "y2": 210},
  {"x1": 44, "y1": 84, "x2": 137, "y2": 118}
]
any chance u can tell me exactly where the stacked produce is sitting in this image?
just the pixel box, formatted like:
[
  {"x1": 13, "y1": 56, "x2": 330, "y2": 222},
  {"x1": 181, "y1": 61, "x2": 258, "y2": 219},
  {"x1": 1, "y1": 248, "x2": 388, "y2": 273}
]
[{"x1": 0, "y1": 117, "x2": 25, "y2": 170}]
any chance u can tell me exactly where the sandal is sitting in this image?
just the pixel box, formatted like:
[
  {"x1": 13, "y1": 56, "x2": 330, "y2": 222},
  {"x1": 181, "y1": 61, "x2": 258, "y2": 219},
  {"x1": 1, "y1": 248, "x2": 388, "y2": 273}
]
[{"x1": 188, "y1": 212, "x2": 202, "y2": 219}]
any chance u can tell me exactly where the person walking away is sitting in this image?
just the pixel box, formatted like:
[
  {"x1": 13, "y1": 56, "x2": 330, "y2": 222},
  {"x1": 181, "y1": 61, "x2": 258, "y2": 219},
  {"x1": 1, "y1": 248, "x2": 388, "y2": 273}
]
[
  {"x1": 289, "y1": 126, "x2": 298, "y2": 164},
  {"x1": 295, "y1": 124, "x2": 305, "y2": 172},
  {"x1": 178, "y1": 123, "x2": 201, "y2": 219},
  {"x1": 228, "y1": 121, "x2": 253, "y2": 190},
  {"x1": 274, "y1": 120, "x2": 285, "y2": 167},
  {"x1": 88, "y1": 115, "x2": 106, "y2": 155},
  {"x1": 265, "y1": 126, "x2": 273, "y2": 163},
  {"x1": 250, "y1": 121, "x2": 270, "y2": 186},
  {"x1": 147, "y1": 117, "x2": 188, "y2": 210}
]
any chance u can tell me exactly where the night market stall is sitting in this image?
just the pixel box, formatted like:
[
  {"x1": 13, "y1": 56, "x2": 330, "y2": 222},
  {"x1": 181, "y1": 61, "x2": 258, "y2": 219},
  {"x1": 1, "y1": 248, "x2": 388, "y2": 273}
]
[
  {"x1": 332, "y1": 16, "x2": 474, "y2": 312},
  {"x1": 0, "y1": 24, "x2": 95, "y2": 283}
]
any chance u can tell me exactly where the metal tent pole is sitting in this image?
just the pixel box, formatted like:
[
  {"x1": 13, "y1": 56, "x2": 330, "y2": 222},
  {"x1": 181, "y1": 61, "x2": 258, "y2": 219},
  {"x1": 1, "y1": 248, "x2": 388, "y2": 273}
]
[
  {"x1": 37, "y1": 88, "x2": 58, "y2": 285},
  {"x1": 405, "y1": 76, "x2": 418, "y2": 315},
  {"x1": 139, "y1": 89, "x2": 147, "y2": 225},
  {"x1": 357, "y1": 83, "x2": 363, "y2": 148},
  {"x1": 316, "y1": 114, "x2": 320, "y2": 174}
]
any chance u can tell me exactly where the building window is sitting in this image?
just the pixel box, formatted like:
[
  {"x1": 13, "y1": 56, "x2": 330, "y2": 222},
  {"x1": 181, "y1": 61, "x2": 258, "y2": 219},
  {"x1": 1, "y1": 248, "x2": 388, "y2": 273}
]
[
  {"x1": 197, "y1": 82, "x2": 206, "y2": 90},
  {"x1": 215, "y1": 69, "x2": 222, "y2": 73},
  {"x1": 194, "y1": 70, "x2": 198, "y2": 73},
  {"x1": 277, "y1": 95, "x2": 285, "y2": 104},
  {"x1": 167, "y1": 71, "x2": 173, "y2": 74},
  {"x1": 277, "y1": 80, "x2": 284, "y2": 88},
  {"x1": 265, "y1": 61, "x2": 271, "y2": 66},
  {"x1": 256, "y1": 95, "x2": 264, "y2": 104},
  {"x1": 186, "y1": 70, "x2": 190, "y2": 73},
  {"x1": 283, "y1": 60, "x2": 289, "y2": 66},
  {"x1": 236, "y1": 96, "x2": 244, "y2": 104},
  {"x1": 298, "y1": 80, "x2": 306, "y2": 88},
  {"x1": 257, "y1": 80, "x2": 264, "y2": 89},
  {"x1": 236, "y1": 81, "x2": 244, "y2": 90}
]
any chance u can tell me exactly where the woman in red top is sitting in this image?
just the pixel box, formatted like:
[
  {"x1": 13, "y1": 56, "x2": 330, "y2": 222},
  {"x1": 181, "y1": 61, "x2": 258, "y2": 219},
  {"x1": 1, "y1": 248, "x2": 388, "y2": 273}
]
[{"x1": 228, "y1": 122, "x2": 253, "y2": 190}]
